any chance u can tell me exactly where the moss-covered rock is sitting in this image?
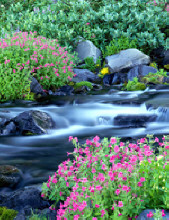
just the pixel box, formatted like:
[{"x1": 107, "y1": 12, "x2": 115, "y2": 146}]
[
  {"x1": 0, "y1": 165, "x2": 22, "y2": 188},
  {"x1": 74, "y1": 81, "x2": 93, "y2": 90}
]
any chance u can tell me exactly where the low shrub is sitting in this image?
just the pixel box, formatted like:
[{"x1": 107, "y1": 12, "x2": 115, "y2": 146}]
[
  {"x1": 125, "y1": 77, "x2": 146, "y2": 91},
  {"x1": 0, "y1": 206, "x2": 18, "y2": 220},
  {"x1": 0, "y1": 31, "x2": 79, "y2": 102},
  {"x1": 0, "y1": 0, "x2": 167, "y2": 56},
  {"x1": 41, "y1": 135, "x2": 168, "y2": 219},
  {"x1": 102, "y1": 35, "x2": 138, "y2": 58},
  {"x1": 141, "y1": 69, "x2": 167, "y2": 84},
  {"x1": 78, "y1": 57, "x2": 101, "y2": 73}
]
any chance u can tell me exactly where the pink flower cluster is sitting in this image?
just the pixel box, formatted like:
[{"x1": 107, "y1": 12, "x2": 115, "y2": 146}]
[
  {"x1": 0, "y1": 31, "x2": 76, "y2": 91},
  {"x1": 42, "y1": 135, "x2": 168, "y2": 219}
]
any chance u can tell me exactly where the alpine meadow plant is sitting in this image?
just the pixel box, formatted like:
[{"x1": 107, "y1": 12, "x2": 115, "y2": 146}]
[
  {"x1": 0, "y1": 0, "x2": 168, "y2": 56},
  {"x1": 102, "y1": 35, "x2": 139, "y2": 58},
  {"x1": 0, "y1": 31, "x2": 79, "y2": 102},
  {"x1": 41, "y1": 135, "x2": 168, "y2": 219}
]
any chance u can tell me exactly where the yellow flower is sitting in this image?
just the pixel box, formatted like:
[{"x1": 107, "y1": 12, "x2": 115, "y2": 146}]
[
  {"x1": 95, "y1": 64, "x2": 100, "y2": 67},
  {"x1": 149, "y1": 62, "x2": 158, "y2": 69},
  {"x1": 101, "y1": 67, "x2": 109, "y2": 75},
  {"x1": 164, "y1": 64, "x2": 169, "y2": 70}
]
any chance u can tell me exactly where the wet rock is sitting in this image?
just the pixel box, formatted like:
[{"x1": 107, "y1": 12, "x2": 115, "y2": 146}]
[
  {"x1": 59, "y1": 85, "x2": 74, "y2": 95},
  {"x1": 0, "y1": 110, "x2": 55, "y2": 136},
  {"x1": 49, "y1": 85, "x2": 74, "y2": 96},
  {"x1": 162, "y1": 76, "x2": 169, "y2": 83},
  {"x1": 1, "y1": 121, "x2": 16, "y2": 136},
  {"x1": 74, "y1": 85, "x2": 89, "y2": 94},
  {"x1": 103, "y1": 73, "x2": 114, "y2": 86},
  {"x1": 0, "y1": 165, "x2": 23, "y2": 188},
  {"x1": 105, "y1": 49, "x2": 150, "y2": 74},
  {"x1": 112, "y1": 72, "x2": 128, "y2": 84},
  {"x1": 72, "y1": 69, "x2": 101, "y2": 83},
  {"x1": 137, "y1": 209, "x2": 169, "y2": 220},
  {"x1": 114, "y1": 115, "x2": 157, "y2": 127},
  {"x1": 150, "y1": 46, "x2": 166, "y2": 60},
  {"x1": 30, "y1": 77, "x2": 47, "y2": 97},
  {"x1": 163, "y1": 49, "x2": 169, "y2": 66},
  {"x1": 12, "y1": 110, "x2": 55, "y2": 135},
  {"x1": 74, "y1": 39, "x2": 102, "y2": 64},
  {"x1": 92, "y1": 84, "x2": 102, "y2": 91},
  {"x1": 0, "y1": 186, "x2": 50, "y2": 211},
  {"x1": 127, "y1": 65, "x2": 158, "y2": 81},
  {"x1": 154, "y1": 84, "x2": 169, "y2": 90}
]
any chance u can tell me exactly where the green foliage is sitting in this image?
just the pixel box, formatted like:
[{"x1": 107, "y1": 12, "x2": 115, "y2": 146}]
[
  {"x1": 78, "y1": 57, "x2": 101, "y2": 72},
  {"x1": 0, "y1": 31, "x2": 79, "y2": 102},
  {"x1": 28, "y1": 212, "x2": 48, "y2": 220},
  {"x1": 102, "y1": 35, "x2": 138, "y2": 58},
  {"x1": 41, "y1": 135, "x2": 168, "y2": 219},
  {"x1": 141, "y1": 69, "x2": 167, "y2": 84},
  {"x1": 0, "y1": 207, "x2": 18, "y2": 220},
  {"x1": 0, "y1": 63, "x2": 31, "y2": 102},
  {"x1": 126, "y1": 77, "x2": 146, "y2": 91},
  {"x1": 74, "y1": 81, "x2": 93, "y2": 90},
  {"x1": 149, "y1": 62, "x2": 158, "y2": 69},
  {"x1": 0, "y1": 0, "x2": 167, "y2": 56}
]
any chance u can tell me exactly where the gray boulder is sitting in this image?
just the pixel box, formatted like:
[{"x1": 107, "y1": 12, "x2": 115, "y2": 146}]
[
  {"x1": 0, "y1": 165, "x2": 23, "y2": 188},
  {"x1": 12, "y1": 110, "x2": 55, "y2": 135},
  {"x1": 30, "y1": 77, "x2": 47, "y2": 97},
  {"x1": 114, "y1": 114, "x2": 157, "y2": 127},
  {"x1": 74, "y1": 39, "x2": 102, "y2": 64},
  {"x1": 0, "y1": 110, "x2": 55, "y2": 136},
  {"x1": 127, "y1": 65, "x2": 158, "y2": 81},
  {"x1": 72, "y1": 69, "x2": 101, "y2": 83},
  {"x1": 137, "y1": 209, "x2": 169, "y2": 220},
  {"x1": 105, "y1": 48, "x2": 150, "y2": 74},
  {"x1": 0, "y1": 186, "x2": 50, "y2": 211}
]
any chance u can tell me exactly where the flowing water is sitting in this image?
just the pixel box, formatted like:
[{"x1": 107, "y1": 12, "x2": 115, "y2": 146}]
[{"x1": 1, "y1": 88, "x2": 169, "y2": 190}]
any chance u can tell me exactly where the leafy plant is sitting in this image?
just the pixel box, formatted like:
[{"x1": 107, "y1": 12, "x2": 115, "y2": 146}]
[
  {"x1": 41, "y1": 135, "x2": 168, "y2": 219},
  {"x1": 0, "y1": 206, "x2": 18, "y2": 220},
  {"x1": 164, "y1": 64, "x2": 169, "y2": 70},
  {"x1": 0, "y1": 0, "x2": 167, "y2": 56},
  {"x1": 102, "y1": 35, "x2": 138, "y2": 58},
  {"x1": 141, "y1": 69, "x2": 167, "y2": 84},
  {"x1": 149, "y1": 62, "x2": 158, "y2": 69},
  {"x1": 126, "y1": 77, "x2": 146, "y2": 91},
  {"x1": 0, "y1": 31, "x2": 79, "y2": 102},
  {"x1": 78, "y1": 57, "x2": 101, "y2": 73}
]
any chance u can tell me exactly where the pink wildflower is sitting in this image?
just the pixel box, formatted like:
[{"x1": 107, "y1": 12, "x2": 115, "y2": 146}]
[
  {"x1": 95, "y1": 204, "x2": 100, "y2": 208},
  {"x1": 147, "y1": 211, "x2": 154, "y2": 217},
  {"x1": 115, "y1": 189, "x2": 121, "y2": 195},
  {"x1": 69, "y1": 136, "x2": 73, "y2": 142},
  {"x1": 118, "y1": 201, "x2": 123, "y2": 207},
  {"x1": 162, "y1": 210, "x2": 166, "y2": 217},
  {"x1": 101, "y1": 209, "x2": 105, "y2": 217},
  {"x1": 110, "y1": 137, "x2": 117, "y2": 144},
  {"x1": 140, "y1": 177, "x2": 146, "y2": 182},
  {"x1": 114, "y1": 145, "x2": 120, "y2": 153},
  {"x1": 52, "y1": 178, "x2": 57, "y2": 183},
  {"x1": 137, "y1": 182, "x2": 143, "y2": 187}
]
